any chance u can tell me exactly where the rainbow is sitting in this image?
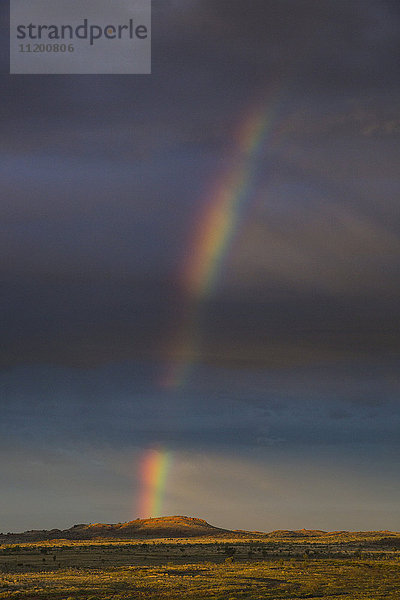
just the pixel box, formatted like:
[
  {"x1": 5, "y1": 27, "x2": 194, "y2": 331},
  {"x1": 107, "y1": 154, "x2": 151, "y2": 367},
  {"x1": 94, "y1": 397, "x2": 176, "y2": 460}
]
[
  {"x1": 163, "y1": 92, "x2": 283, "y2": 389},
  {"x1": 137, "y1": 448, "x2": 172, "y2": 518},
  {"x1": 184, "y1": 106, "x2": 275, "y2": 300}
]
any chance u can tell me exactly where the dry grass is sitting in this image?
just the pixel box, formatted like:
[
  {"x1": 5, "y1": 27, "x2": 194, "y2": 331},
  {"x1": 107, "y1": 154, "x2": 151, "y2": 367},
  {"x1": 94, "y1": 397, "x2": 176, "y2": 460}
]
[{"x1": 0, "y1": 534, "x2": 400, "y2": 599}]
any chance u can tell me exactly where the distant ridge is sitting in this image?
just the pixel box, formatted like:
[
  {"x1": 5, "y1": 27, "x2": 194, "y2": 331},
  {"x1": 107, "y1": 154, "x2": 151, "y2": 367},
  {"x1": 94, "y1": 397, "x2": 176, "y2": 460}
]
[
  {"x1": 1, "y1": 517, "x2": 399, "y2": 543},
  {"x1": 0, "y1": 516, "x2": 232, "y2": 542}
]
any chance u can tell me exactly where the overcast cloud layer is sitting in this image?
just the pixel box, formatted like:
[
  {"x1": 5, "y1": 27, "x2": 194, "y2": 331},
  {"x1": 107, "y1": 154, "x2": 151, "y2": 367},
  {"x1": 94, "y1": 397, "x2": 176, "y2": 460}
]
[{"x1": 1, "y1": 0, "x2": 400, "y2": 532}]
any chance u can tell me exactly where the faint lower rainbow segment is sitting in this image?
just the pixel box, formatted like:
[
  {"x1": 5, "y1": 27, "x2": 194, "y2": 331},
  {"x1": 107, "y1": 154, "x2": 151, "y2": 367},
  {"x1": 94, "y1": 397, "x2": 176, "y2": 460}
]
[
  {"x1": 137, "y1": 448, "x2": 172, "y2": 518},
  {"x1": 162, "y1": 95, "x2": 282, "y2": 389}
]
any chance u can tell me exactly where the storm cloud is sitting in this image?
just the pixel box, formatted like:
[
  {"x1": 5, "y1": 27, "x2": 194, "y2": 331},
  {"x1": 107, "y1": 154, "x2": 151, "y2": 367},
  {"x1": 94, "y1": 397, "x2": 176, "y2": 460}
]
[{"x1": 1, "y1": 0, "x2": 400, "y2": 532}]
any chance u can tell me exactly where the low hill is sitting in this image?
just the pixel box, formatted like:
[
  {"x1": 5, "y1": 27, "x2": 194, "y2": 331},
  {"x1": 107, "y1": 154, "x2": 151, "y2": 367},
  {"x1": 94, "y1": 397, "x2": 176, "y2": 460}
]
[
  {"x1": 0, "y1": 516, "x2": 233, "y2": 542},
  {"x1": 1, "y1": 517, "x2": 399, "y2": 544}
]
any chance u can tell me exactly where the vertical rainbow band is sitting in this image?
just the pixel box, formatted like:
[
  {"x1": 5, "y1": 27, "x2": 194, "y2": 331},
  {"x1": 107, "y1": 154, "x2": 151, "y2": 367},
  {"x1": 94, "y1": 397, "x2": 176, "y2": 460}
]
[{"x1": 138, "y1": 448, "x2": 172, "y2": 518}]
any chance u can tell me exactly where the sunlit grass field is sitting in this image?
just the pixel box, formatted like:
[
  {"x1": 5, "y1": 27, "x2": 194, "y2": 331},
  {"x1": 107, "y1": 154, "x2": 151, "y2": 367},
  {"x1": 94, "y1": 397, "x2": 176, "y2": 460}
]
[{"x1": 1, "y1": 535, "x2": 399, "y2": 599}]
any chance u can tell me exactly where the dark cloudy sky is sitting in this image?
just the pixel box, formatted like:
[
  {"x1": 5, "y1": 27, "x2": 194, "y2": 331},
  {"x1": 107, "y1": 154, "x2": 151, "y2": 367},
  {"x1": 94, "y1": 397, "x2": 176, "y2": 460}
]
[{"x1": 1, "y1": 0, "x2": 400, "y2": 533}]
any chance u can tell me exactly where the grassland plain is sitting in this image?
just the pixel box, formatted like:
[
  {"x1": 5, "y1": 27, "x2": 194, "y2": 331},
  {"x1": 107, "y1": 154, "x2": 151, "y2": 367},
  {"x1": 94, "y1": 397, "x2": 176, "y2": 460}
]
[{"x1": 1, "y1": 528, "x2": 400, "y2": 599}]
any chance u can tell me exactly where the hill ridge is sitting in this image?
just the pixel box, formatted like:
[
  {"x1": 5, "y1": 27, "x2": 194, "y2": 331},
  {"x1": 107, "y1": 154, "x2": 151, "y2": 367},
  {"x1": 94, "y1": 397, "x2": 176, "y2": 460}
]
[
  {"x1": 1, "y1": 516, "x2": 399, "y2": 543},
  {"x1": 0, "y1": 516, "x2": 232, "y2": 542}
]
